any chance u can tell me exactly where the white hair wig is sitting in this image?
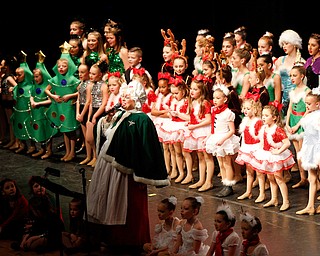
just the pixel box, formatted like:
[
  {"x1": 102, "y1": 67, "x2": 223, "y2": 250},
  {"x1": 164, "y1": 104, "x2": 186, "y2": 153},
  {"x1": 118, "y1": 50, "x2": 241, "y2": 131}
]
[
  {"x1": 278, "y1": 29, "x2": 302, "y2": 49},
  {"x1": 120, "y1": 80, "x2": 146, "y2": 110}
]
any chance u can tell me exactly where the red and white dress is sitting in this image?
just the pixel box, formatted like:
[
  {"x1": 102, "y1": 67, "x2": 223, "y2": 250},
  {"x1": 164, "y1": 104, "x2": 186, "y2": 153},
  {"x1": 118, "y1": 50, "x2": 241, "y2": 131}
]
[
  {"x1": 157, "y1": 97, "x2": 189, "y2": 144},
  {"x1": 205, "y1": 105, "x2": 240, "y2": 157},
  {"x1": 248, "y1": 124, "x2": 295, "y2": 174},
  {"x1": 152, "y1": 92, "x2": 172, "y2": 132},
  {"x1": 183, "y1": 100, "x2": 211, "y2": 152},
  {"x1": 235, "y1": 116, "x2": 263, "y2": 165},
  {"x1": 142, "y1": 88, "x2": 157, "y2": 115}
]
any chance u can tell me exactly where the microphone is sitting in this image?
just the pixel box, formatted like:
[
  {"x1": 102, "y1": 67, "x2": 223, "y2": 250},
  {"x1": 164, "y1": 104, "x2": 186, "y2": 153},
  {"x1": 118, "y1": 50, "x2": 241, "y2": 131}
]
[{"x1": 105, "y1": 102, "x2": 121, "y2": 115}]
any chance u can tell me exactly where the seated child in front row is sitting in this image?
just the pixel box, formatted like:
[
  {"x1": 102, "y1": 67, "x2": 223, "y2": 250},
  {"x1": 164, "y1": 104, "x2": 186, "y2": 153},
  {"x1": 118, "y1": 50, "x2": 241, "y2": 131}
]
[{"x1": 143, "y1": 195, "x2": 180, "y2": 256}]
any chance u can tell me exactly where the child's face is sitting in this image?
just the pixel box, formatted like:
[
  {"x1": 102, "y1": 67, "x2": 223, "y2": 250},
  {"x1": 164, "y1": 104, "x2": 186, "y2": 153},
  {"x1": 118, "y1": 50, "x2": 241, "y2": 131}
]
[
  {"x1": 171, "y1": 85, "x2": 184, "y2": 101},
  {"x1": 157, "y1": 202, "x2": 172, "y2": 221},
  {"x1": 242, "y1": 101, "x2": 254, "y2": 117},
  {"x1": 305, "y1": 95, "x2": 320, "y2": 112},
  {"x1": 32, "y1": 182, "x2": 46, "y2": 196},
  {"x1": 213, "y1": 90, "x2": 227, "y2": 107},
  {"x1": 108, "y1": 77, "x2": 121, "y2": 94},
  {"x1": 222, "y1": 40, "x2": 234, "y2": 57},
  {"x1": 69, "y1": 39, "x2": 80, "y2": 56},
  {"x1": 89, "y1": 66, "x2": 102, "y2": 82},
  {"x1": 173, "y1": 58, "x2": 187, "y2": 75},
  {"x1": 262, "y1": 108, "x2": 275, "y2": 125},
  {"x1": 15, "y1": 69, "x2": 25, "y2": 82},
  {"x1": 231, "y1": 52, "x2": 242, "y2": 68},
  {"x1": 33, "y1": 72, "x2": 43, "y2": 85},
  {"x1": 249, "y1": 72, "x2": 259, "y2": 86},
  {"x1": 257, "y1": 58, "x2": 269, "y2": 72},
  {"x1": 240, "y1": 220, "x2": 254, "y2": 240},
  {"x1": 158, "y1": 79, "x2": 170, "y2": 96},
  {"x1": 180, "y1": 200, "x2": 195, "y2": 220},
  {"x1": 202, "y1": 64, "x2": 213, "y2": 77},
  {"x1": 78, "y1": 65, "x2": 89, "y2": 81},
  {"x1": 128, "y1": 52, "x2": 141, "y2": 67},
  {"x1": 58, "y1": 61, "x2": 68, "y2": 75},
  {"x1": 290, "y1": 68, "x2": 303, "y2": 85},
  {"x1": 214, "y1": 213, "x2": 230, "y2": 232},
  {"x1": 189, "y1": 82, "x2": 201, "y2": 100},
  {"x1": 87, "y1": 34, "x2": 99, "y2": 51},
  {"x1": 70, "y1": 203, "x2": 81, "y2": 218},
  {"x1": 162, "y1": 45, "x2": 173, "y2": 62},
  {"x1": 258, "y1": 38, "x2": 271, "y2": 56},
  {"x1": 2, "y1": 181, "x2": 16, "y2": 196},
  {"x1": 194, "y1": 41, "x2": 203, "y2": 57}
]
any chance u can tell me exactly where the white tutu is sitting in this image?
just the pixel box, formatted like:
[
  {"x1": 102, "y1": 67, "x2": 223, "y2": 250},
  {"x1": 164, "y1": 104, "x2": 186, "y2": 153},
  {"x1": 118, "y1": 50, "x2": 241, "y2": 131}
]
[
  {"x1": 183, "y1": 124, "x2": 211, "y2": 151},
  {"x1": 205, "y1": 134, "x2": 240, "y2": 157}
]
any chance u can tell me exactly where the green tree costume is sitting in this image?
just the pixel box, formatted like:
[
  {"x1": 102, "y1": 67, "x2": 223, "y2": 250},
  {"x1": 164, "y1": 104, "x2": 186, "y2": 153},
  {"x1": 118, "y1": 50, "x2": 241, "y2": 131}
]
[
  {"x1": 11, "y1": 54, "x2": 33, "y2": 140},
  {"x1": 45, "y1": 42, "x2": 80, "y2": 133},
  {"x1": 25, "y1": 51, "x2": 58, "y2": 142}
]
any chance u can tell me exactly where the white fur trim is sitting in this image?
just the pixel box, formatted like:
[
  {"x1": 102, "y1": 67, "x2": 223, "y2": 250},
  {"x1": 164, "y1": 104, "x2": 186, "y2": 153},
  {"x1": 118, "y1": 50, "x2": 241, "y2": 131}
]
[{"x1": 222, "y1": 179, "x2": 236, "y2": 186}]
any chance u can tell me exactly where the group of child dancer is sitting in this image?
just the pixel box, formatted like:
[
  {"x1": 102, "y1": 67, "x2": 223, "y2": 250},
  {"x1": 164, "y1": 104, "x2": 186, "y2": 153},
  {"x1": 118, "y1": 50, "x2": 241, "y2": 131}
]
[
  {"x1": 143, "y1": 195, "x2": 269, "y2": 256},
  {"x1": 150, "y1": 28, "x2": 320, "y2": 216},
  {"x1": 1, "y1": 20, "x2": 320, "y2": 218}
]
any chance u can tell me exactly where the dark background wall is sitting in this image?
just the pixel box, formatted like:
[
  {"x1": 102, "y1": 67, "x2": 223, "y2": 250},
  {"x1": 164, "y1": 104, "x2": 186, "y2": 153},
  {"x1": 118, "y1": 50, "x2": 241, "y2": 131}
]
[{"x1": 1, "y1": 1, "x2": 317, "y2": 81}]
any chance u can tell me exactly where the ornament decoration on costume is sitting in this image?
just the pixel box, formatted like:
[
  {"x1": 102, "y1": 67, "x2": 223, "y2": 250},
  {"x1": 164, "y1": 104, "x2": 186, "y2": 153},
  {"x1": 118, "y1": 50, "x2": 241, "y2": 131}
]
[
  {"x1": 33, "y1": 124, "x2": 39, "y2": 130},
  {"x1": 60, "y1": 115, "x2": 65, "y2": 122},
  {"x1": 59, "y1": 41, "x2": 72, "y2": 54},
  {"x1": 19, "y1": 88, "x2": 24, "y2": 94},
  {"x1": 36, "y1": 88, "x2": 41, "y2": 94},
  {"x1": 61, "y1": 79, "x2": 67, "y2": 86},
  {"x1": 20, "y1": 50, "x2": 27, "y2": 63},
  {"x1": 35, "y1": 50, "x2": 46, "y2": 63}
]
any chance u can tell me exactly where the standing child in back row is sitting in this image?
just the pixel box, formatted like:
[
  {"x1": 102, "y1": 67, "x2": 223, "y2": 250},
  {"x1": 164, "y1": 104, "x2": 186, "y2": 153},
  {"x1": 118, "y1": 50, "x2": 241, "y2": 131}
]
[{"x1": 285, "y1": 65, "x2": 311, "y2": 189}]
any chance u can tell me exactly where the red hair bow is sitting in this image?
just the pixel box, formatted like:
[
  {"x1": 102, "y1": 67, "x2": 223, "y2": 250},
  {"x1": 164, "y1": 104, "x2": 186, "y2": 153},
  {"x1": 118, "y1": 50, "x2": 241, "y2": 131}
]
[
  {"x1": 158, "y1": 72, "x2": 171, "y2": 81},
  {"x1": 132, "y1": 67, "x2": 146, "y2": 76},
  {"x1": 269, "y1": 100, "x2": 283, "y2": 112},
  {"x1": 164, "y1": 39, "x2": 171, "y2": 46},
  {"x1": 108, "y1": 71, "x2": 121, "y2": 79},
  {"x1": 192, "y1": 74, "x2": 205, "y2": 81},
  {"x1": 245, "y1": 92, "x2": 260, "y2": 102},
  {"x1": 169, "y1": 76, "x2": 183, "y2": 86}
]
